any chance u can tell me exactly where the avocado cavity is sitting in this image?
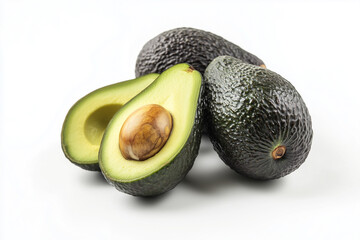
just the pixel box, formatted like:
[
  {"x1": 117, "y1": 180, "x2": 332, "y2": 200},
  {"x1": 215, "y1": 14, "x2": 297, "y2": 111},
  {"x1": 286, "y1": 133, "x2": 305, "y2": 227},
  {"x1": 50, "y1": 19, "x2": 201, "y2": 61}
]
[
  {"x1": 61, "y1": 73, "x2": 159, "y2": 171},
  {"x1": 85, "y1": 104, "x2": 122, "y2": 145}
]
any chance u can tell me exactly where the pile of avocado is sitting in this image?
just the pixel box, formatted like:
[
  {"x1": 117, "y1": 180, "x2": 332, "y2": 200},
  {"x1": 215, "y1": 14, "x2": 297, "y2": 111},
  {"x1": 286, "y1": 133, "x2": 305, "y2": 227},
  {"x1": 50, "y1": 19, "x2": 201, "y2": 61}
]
[{"x1": 61, "y1": 27, "x2": 313, "y2": 197}]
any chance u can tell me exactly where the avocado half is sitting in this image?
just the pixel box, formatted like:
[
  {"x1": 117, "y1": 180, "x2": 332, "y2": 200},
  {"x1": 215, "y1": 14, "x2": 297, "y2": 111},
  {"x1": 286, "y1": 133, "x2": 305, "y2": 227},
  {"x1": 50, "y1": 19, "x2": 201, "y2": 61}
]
[
  {"x1": 135, "y1": 27, "x2": 265, "y2": 77},
  {"x1": 99, "y1": 63, "x2": 203, "y2": 197},
  {"x1": 61, "y1": 73, "x2": 159, "y2": 171},
  {"x1": 204, "y1": 56, "x2": 313, "y2": 180}
]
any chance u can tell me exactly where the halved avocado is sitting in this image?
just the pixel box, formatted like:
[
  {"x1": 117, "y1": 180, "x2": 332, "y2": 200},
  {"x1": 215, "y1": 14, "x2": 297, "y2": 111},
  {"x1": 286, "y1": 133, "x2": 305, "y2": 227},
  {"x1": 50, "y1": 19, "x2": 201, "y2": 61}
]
[
  {"x1": 99, "y1": 64, "x2": 203, "y2": 197},
  {"x1": 61, "y1": 73, "x2": 159, "y2": 171}
]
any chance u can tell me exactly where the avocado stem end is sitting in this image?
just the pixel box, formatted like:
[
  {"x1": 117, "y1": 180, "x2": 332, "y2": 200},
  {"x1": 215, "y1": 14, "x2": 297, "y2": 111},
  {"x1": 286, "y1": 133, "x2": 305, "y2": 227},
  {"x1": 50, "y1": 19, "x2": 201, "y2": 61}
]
[{"x1": 272, "y1": 145, "x2": 286, "y2": 160}]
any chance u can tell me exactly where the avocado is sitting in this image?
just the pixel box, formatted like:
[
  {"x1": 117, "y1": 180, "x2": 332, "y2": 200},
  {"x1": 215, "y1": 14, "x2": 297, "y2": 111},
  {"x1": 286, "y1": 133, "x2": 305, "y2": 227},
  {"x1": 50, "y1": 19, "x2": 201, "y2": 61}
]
[
  {"x1": 61, "y1": 73, "x2": 159, "y2": 171},
  {"x1": 99, "y1": 63, "x2": 203, "y2": 196},
  {"x1": 204, "y1": 56, "x2": 313, "y2": 180},
  {"x1": 135, "y1": 27, "x2": 265, "y2": 77}
]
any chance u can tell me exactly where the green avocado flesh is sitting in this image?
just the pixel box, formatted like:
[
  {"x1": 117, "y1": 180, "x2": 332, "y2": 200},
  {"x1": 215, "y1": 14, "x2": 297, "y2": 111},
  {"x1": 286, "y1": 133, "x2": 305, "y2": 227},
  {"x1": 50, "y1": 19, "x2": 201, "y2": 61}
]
[
  {"x1": 99, "y1": 63, "x2": 203, "y2": 196},
  {"x1": 61, "y1": 73, "x2": 159, "y2": 171},
  {"x1": 204, "y1": 56, "x2": 313, "y2": 180}
]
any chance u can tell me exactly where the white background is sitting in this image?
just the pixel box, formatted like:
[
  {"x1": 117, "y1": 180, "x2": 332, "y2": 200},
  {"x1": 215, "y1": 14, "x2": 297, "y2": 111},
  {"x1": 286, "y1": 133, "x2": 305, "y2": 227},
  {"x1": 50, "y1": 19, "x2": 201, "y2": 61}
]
[{"x1": 1, "y1": 0, "x2": 360, "y2": 239}]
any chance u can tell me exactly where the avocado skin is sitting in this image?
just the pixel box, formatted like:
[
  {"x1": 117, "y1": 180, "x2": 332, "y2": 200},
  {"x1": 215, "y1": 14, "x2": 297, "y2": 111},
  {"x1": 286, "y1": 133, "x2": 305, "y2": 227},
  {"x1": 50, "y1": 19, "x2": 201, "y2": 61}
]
[
  {"x1": 204, "y1": 56, "x2": 313, "y2": 180},
  {"x1": 135, "y1": 27, "x2": 264, "y2": 77},
  {"x1": 72, "y1": 162, "x2": 100, "y2": 171},
  {"x1": 100, "y1": 79, "x2": 204, "y2": 197}
]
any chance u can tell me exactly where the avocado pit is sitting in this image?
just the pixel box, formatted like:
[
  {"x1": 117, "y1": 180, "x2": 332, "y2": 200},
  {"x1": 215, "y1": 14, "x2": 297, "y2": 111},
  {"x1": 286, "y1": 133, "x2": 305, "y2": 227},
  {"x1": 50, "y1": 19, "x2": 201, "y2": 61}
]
[{"x1": 119, "y1": 104, "x2": 173, "y2": 161}]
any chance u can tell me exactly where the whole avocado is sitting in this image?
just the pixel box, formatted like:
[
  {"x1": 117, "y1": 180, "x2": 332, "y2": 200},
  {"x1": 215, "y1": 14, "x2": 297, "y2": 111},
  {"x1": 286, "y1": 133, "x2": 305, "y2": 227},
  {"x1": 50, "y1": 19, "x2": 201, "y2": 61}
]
[
  {"x1": 204, "y1": 56, "x2": 313, "y2": 180},
  {"x1": 135, "y1": 27, "x2": 265, "y2": 77}
]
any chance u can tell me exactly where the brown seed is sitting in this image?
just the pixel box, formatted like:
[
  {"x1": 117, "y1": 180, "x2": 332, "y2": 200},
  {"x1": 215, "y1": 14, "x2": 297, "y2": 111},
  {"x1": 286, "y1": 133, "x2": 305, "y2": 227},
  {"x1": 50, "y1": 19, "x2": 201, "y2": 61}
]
[{"x1": 119, "y1": 104, "x2": 173, "y2": 161}]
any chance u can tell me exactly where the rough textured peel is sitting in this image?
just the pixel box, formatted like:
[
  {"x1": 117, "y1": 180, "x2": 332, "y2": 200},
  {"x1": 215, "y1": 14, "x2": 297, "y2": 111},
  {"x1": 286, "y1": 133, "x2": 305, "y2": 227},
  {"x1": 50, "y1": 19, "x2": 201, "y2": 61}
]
[
  {"x1": 204, "y1": 56, "x2": 313, "y2": 180},
  {"x1": 135, "y1": 27, "x2": 265, "y2": 77}
]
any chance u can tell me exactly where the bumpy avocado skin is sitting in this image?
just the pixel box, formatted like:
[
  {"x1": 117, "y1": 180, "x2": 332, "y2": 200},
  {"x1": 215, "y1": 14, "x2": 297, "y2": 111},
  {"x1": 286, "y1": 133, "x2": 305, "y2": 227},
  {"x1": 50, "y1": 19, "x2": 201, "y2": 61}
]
[
  {"x1": 135, "y1": 27, "x2": 264, "y2": 77},
  {"x1": 100, "y1": 81, "x2": 204, "y2": 197},
  {"x1": 204, "y1": 56, "x2": 313, "y2": 180},
  {"x1": 72, "y1": 162, "x2": 100, "y2": 171}
]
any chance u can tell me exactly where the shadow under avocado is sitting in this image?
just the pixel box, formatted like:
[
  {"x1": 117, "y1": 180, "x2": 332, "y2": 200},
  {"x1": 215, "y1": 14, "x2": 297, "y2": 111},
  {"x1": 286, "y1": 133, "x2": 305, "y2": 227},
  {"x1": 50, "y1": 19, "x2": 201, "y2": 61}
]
[
  {"x1": 182, "y1": 167, "x2": 284, "y2": 195},
  {"x1": 81, "y1": 171, "x2": 110, "y2": 187},
  {"x1": 181, "y1": 136, "x2": 284, "y2": 194},
  {"x1": 81, "y1": 136, "x2": 283, "y2": 202},
  {"x1": 197, "y1": 135, "x2": 214, "y2": 154},
  {"x1": 132, "y1": 190, "x2": 173, "y2": 205}
]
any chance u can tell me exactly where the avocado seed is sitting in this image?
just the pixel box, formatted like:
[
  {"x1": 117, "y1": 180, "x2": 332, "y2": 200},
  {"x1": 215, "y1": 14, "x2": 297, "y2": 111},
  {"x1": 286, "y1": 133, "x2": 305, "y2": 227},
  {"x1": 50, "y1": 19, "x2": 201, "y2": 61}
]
[{"x1": 119, "y1": 104, "x2": 173, "y2": 161}]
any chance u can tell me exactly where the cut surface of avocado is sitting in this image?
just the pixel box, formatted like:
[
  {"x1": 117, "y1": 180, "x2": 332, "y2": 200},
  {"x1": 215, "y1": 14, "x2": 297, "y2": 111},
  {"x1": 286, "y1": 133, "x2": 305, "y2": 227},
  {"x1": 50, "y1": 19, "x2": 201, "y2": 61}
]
[
  {"x1": 99, "y1": 64, "x2": 202, "y2": 196},
  {"x1": 61, "y1": 73, "x2": 159, "y2": 171}
]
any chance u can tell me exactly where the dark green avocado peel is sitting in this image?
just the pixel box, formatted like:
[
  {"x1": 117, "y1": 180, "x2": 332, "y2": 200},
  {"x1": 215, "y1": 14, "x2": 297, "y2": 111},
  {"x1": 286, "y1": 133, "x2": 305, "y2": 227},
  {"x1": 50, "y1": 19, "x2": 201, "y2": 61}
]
[{"x1": 204, "y1": 56, "x2": 313, "y2": 180}]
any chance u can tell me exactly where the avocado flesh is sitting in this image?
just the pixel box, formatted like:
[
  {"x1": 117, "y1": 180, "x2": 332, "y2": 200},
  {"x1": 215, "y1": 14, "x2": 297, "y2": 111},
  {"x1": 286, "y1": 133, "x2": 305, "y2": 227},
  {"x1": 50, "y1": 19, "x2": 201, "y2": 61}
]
[
  {"x1": 61, "y1": 73, "x2": 159, "y2": 171},
  {"x1": 204, "y1": 56, "x2": 313, "y2": 180},
  {"x1": 99, "y1": 63, "x2": 203, "y2": 196},
  {"x1": 135, "y1": 27, "x2": 265, "y2": 77}
]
